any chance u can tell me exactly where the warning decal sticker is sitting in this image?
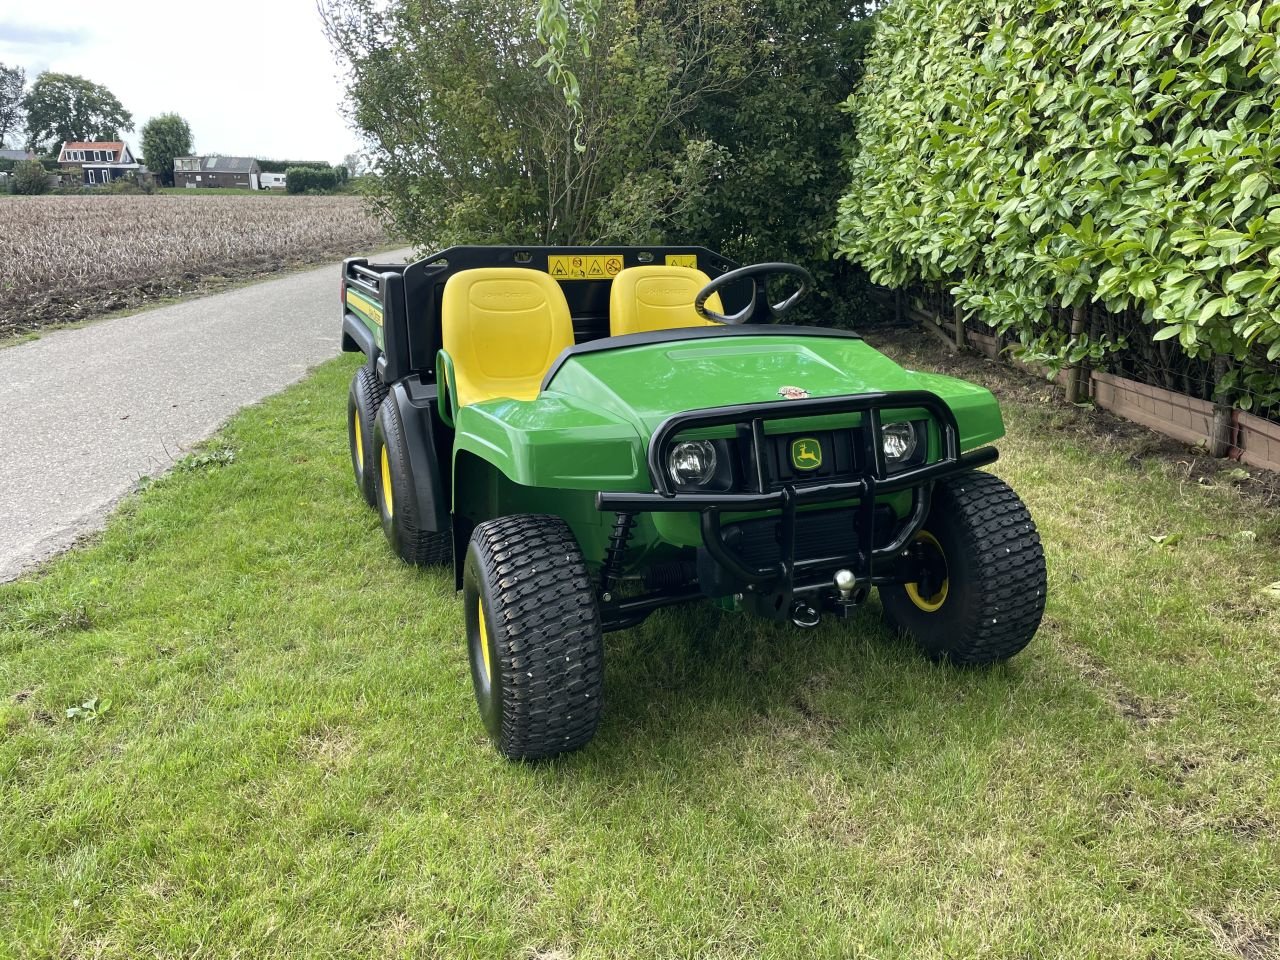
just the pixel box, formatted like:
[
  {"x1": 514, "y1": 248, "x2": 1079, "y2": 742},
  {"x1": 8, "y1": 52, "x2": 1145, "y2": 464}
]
[
  {"x1": 665, "y1": 254, "x2": 698, "y2": 269},
  {"x1": 548, "y1": 254, "x2": 626, "y2": 280}
]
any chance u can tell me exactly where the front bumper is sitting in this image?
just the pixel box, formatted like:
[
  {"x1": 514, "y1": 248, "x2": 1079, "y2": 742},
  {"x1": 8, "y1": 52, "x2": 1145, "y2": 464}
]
[{"x1": 596, "y1": 390, "x2": 998, "y2": 591}]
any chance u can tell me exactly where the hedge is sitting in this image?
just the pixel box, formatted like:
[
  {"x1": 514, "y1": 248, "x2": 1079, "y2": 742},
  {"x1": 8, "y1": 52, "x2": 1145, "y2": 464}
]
[
  {"x1": 838, "y1": 0, "x2": 1280, "y2": 410},
  {"x1": 261, "y1": 159, "x2": 331, "y2": 174},
  {"x1": 285, "y1": 166, "x2": 339, "y2": 194}
]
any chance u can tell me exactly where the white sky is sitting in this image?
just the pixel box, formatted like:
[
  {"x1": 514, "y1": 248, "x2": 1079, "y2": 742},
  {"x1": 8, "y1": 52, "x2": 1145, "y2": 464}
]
[{"x1": 0, "y1": 0, "x2": 361, "y2": 162}]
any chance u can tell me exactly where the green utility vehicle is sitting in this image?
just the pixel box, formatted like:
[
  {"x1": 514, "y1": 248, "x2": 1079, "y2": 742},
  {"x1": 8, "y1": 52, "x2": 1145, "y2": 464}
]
[{"x1": 340, "y1": 246, "x2": 1046, "y2": 760}]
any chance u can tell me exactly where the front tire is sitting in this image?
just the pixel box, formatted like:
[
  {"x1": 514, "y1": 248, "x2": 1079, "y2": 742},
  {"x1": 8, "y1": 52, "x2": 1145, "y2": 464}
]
[
  {"x1": 879, "y1": 471, "x2": 1046, "y2": 665},
  {"x1": 347, "y1": 366, "x2": 386, "y2": 508},
  {"x1": 373, "y1": 395, "x2": 451, "y2": 565},
  {"x1": 463, "y1": 515, "x2": 605, "y2": 760}
]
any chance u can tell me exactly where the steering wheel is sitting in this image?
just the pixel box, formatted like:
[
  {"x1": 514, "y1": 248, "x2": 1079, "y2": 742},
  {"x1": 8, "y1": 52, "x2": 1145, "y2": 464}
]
[{"x1": 694, "y1": 262, "x2": 814, "y2": 325}]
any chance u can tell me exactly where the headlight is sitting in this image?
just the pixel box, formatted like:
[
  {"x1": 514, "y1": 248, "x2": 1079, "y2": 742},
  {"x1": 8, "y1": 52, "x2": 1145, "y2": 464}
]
[
  {"x1": 668, "y1": 440, "x2": 718, "y2": 486},
  {"x1": 882, "y1": 422, "x2": 918, "y2": 463}
]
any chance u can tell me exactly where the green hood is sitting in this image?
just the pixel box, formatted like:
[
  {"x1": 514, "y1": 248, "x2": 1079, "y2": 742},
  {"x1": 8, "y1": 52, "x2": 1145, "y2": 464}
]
[{"x1": 453, "y1": 332, "x2": 1004, "y2": 491}]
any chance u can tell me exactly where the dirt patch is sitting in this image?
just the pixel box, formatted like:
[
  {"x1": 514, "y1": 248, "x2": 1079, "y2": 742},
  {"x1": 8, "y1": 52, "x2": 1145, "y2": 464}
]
[
  {"x1": 523, "y1": 949, "x2": 575, "y2": 960},
  {"x1": 803, "y1": 771, "x2": 866, "y2": 847},
  {"x1": 296, "y1": 726, "x2": 356, "y2": 768},
  {"x1": 1060, "y1": 643, "x2": 1174, "y2": 727},
  {"x1": 864, "y1": 325, "x2": 1280, "y2": 503},
  {"x1": 1197, "y1": 910, "x2": 1279, "y2": 960},
  {"x1": 375, "y1": 914, "x2": 421, "y2": 953}
]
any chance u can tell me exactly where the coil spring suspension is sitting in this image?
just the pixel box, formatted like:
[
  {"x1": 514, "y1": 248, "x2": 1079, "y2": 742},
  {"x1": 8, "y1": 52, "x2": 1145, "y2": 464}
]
[{"x1": 599, "y1": 512, "x2": 636, "y2": 600}]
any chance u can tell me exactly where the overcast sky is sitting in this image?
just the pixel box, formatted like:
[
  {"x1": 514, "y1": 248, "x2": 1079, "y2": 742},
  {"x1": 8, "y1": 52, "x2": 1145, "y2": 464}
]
[{"x1": 0, "y1": 0, "x2": 361, "y2": 162}]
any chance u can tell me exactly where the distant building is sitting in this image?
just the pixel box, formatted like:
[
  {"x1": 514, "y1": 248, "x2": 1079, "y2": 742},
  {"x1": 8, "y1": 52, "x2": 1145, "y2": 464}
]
[
  {"x1": 0, "y1": 148, "x2": 35, "y2": 162},
  {"x1": 56, "y1": 141, "x2": 141, "y2": 185},
  {"x1": 173, "y1": 156, "x2": 262, "y2": 189}
]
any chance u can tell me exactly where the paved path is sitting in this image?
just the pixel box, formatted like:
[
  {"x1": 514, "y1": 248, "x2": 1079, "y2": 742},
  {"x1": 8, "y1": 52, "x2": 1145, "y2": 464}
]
[{"x1": 0, "y1": 249, "x2": 414, "y2": 582}]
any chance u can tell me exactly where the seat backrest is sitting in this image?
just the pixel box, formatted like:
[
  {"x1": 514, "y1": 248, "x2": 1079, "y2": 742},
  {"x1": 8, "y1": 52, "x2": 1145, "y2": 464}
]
[
  {"x1": 441, "y1": 268, "x2": 575, "y2": 406},
  {"x1": 609, "y1": 265, "x2": 723, "y2": 337}
]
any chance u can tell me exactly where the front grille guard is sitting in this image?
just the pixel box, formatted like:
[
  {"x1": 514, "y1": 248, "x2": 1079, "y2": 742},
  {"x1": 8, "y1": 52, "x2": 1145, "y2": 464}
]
[{"x1": 595, "y1": 391, "x2": 999, "y2": 591}]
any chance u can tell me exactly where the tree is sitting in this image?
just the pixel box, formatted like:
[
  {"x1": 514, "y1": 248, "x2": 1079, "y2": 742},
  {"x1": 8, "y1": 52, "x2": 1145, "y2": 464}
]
[
  {"x1": 675, "y1": 0, "x2": 876, "y2": 324},
  {"x1": 140, "y1": 113, "x2": 192, "y2": 186},
  {"x1": 11, "y1": 159, "x2": 48, "y2": 195},
  {"x1": 23, "y1": 72, "x2": 132, "y2": 156},
  {"x1": 321, "y1": 0, "x2": 757, "y2": 246},
  {"x1": 341, "y1": 152, "x2": 370, "y2": 177},
  {"x1": 0, "y1": 63, "x2": 23, "y2": 148}
]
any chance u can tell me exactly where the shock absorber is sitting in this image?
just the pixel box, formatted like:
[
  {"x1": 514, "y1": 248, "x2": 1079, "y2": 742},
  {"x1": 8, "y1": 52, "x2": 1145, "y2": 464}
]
[{"x1": 599, "y1": 511, "x2": 636, "y2": 602}]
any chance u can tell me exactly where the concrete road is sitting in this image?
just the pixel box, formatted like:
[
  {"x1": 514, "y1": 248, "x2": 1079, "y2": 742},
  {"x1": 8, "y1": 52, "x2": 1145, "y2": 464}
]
[{"x1": 0, "y1": 249, "x2": 414, "y2": 583}]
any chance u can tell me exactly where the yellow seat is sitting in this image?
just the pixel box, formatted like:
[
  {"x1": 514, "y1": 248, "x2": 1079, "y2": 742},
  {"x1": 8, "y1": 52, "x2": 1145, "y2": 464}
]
[
  {"x1": 441, "y1": 268, "x2": 574, "y2": 406},
  {"x1": 608, "y1": 266, "x2": 723, "y2": 337}
]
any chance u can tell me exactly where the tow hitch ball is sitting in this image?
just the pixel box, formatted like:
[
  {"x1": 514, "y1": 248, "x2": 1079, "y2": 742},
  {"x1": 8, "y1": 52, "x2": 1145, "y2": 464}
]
[{"x1": 790, "y1": 568, "x2": 862, "y2": 628}]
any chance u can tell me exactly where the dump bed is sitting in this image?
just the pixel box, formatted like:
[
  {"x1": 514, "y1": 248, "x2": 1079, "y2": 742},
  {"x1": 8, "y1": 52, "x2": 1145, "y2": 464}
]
[{"x1": 340, "y1": 245, "x2": 740, "y2": 385}]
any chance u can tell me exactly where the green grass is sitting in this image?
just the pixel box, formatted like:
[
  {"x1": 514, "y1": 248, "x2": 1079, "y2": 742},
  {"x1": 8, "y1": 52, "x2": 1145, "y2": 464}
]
[
  {"x1": 2, "y1": 353, "x2": 1278, "y2": 959},
  {"x1": 156, "y1": 187, "x2": 287, "y2": 196}
]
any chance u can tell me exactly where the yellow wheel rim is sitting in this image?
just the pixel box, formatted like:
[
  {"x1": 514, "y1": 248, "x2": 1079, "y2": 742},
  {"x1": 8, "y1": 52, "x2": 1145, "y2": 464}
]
[
  {"x1": 476, "y1": 597, "x2": 494, "y2": 683},
  {"x1": 905, "y1": 530, "x2": 949, "y2": 612},
  {"x1": 380, "y1": 445, "x2": 393, "y2": 518},
  {"x1": 353, "y1": 414, "x2": 364, "y2": 473}
]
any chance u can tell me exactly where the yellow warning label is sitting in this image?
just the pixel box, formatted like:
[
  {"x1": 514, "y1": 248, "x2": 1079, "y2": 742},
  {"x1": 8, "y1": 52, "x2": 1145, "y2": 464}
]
[
  {"x1": 665, "y1": 254, "x2": 698, "y2": 269},
  {"x1": 548, "y1": 254, "x2": 625, "y2": 280}
]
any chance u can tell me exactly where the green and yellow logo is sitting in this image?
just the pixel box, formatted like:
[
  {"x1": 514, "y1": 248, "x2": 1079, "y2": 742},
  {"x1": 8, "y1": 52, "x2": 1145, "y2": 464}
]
[{"x1": 790, "y1": 437, "x2": 823, "y2": 471}]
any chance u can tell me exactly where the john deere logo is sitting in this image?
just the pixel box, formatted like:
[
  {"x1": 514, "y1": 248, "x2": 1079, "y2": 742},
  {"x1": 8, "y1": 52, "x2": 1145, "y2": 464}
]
[{"x1": 791, "y1": 438, "x2": 822, "y2": 471}]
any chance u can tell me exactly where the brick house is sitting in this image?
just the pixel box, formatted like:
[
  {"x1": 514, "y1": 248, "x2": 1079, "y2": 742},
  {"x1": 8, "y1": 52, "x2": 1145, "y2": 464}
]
[
  {"x1": 173, "y1": 155, "x2": 262, "y2": 189},
  {"x1": 57, "y1": 141, "x2": 141, "y2": 185}
]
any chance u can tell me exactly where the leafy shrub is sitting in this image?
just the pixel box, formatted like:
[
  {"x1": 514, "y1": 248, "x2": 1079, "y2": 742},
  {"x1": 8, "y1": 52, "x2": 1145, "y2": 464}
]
[
  {"x1": 676, "y1": 0, "x2": 877, "y2": 325},
  {"x1": 12, "y1": 160, "x2": 49, "y2": 195},
  {"x1": 285, "y1": 166, "x2": 339, "y2": 194},
  {"x1": 324, "y1": 0, "x2": 880, "y2": 321},
  {"x1": 839, "y1": 0, "x2": 1280, "y2": 408},
  {"x1": 104, "y1": 175, "x2": 155, "y2": 195}
]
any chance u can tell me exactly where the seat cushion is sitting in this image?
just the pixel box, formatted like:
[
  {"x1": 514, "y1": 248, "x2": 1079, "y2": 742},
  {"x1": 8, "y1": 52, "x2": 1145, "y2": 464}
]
[
  {"x1": 442, "y1": 269, "x2": 574, "y2": 406},
  {"x1": 609, "y1": 266, "x2": 723, "y2": 337}
]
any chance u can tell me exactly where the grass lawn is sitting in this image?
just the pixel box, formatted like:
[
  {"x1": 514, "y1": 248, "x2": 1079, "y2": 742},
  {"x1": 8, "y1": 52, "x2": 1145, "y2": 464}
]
[
  {"x1": 2, "y1": 345, "x2": 1278, "y2": 959},
  {"x1": 156, "y1": 187, "x2": 287, "y2": 196}
]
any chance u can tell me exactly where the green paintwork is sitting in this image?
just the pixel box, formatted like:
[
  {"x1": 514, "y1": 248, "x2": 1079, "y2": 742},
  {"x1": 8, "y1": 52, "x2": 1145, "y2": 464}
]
[
  {"x1": 346, "y1": 288, "x2": 385, "y2": 351},
  {"x1": 447, "y1": 331, "x2": 1005, "y2": 561}
]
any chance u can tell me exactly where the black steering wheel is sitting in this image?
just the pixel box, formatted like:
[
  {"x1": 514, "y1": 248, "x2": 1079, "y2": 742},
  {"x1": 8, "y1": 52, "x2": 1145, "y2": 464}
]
[{"x1": 694, "y1": 262, "x2": 814, "y2": 325}]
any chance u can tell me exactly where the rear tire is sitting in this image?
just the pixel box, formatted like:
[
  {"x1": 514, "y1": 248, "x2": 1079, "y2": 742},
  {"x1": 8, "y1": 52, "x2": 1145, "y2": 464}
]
[
  {"x1": 347, "y1": 366, "x2": 386, "y2": 508},
  {"x1": 463, "y1": 514, "x2": 605, "y2": 760},
  {"x1": 373, "y1": 395, "x2": 451, "y2": 566},
  {"x1": 879, "y1": 471, "x2": 1045, "y2": 665}
]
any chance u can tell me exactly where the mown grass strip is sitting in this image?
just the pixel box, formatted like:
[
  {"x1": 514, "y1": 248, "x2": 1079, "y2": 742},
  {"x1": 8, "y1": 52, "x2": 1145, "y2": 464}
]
[{"x1": 2, "y1": 351, "x2": 1277, "y2": 959}]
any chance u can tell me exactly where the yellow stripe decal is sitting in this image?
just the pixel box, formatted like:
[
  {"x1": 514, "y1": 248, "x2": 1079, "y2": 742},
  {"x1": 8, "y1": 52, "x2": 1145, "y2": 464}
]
[{"x1": 346, "y1": 289, "x2": 383, "y2": 327}]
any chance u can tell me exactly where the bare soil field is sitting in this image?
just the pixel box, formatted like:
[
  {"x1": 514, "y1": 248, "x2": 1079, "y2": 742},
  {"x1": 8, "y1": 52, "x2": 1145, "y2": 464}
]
[{"x1": 0, "y1": 194, "x2": 389, "y2": 335}]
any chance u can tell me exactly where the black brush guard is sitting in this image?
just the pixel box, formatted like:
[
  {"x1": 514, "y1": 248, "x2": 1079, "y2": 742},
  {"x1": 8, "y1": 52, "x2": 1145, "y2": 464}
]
[{"x1": 593, "y1": 391, "x2": 998, "y2": 629}]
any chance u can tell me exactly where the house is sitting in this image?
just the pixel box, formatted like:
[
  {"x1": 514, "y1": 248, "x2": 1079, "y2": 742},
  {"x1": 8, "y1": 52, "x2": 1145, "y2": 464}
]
[
  {"x1": 173, "y1": 155, "x2": 262, "y2": 189},
  {"x1": 0, "y1": 148, "x2": 35, "y2": 162},
  {"x1": 56, "y1": 141, "x2": 142, "y2": 185}
]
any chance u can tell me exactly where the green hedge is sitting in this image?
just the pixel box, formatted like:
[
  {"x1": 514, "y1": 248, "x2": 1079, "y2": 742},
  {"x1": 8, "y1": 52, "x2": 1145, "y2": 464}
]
[
  {"x1": 285, "y1": 166, "x2": 339, "y2": 194},
  {"x1": 838, "y1": 0, "x2": 1280, "y2": 409},
  {"x1": 0, "y1": 158, "x2": 59, "y2": 173},
  {"x1": 261, "y1": 159, "x2": 331, "y2": 174}
]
